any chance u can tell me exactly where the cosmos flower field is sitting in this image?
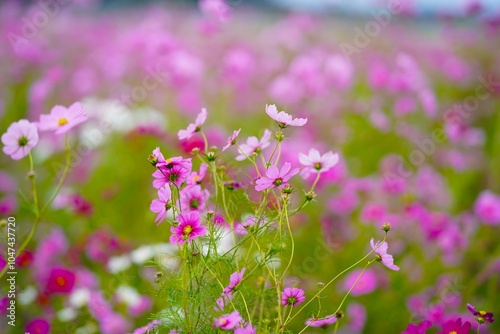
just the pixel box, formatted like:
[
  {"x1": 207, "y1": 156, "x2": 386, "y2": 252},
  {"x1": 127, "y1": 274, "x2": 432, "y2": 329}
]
[{"x1": 1, "y1": 1, "x2": 500, "y2": 333}]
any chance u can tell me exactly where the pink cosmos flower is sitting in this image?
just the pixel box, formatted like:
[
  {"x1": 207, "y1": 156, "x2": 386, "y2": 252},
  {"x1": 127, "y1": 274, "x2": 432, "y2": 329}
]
[
  {"x1": 38, "y1": 102, "x2": 87, "y2": 134},
  {"x1": 180, "y1": 185, "x2": 209, "y2": 213},
  {"x1": 343, "y1": 268, "x2": 377, "y2": 296},
  {"x1": 234, "y1": 324, "x2": 257, "y2": 334},
  {"x1": 150, "y1": 186, "x2": 172, "y2": 224},
  {"x1": 298, "y1": 148, "x2": 339, "y2": 179},
  {"x1": 26, "y1": 318, "x2": 50, "y2": 334},
  {"x1": 223, "y1": 268, "x2": 245, "y2": 294},
  {"x1": 133, "y1": 320, "x2": 161, "y2": 334},
  {"x1": 222, "y1": 128, "x2": 241, "y2": 151},
  {"x1": 402, "y1": 320, "x2": 432, "y2": 334},
  {"x1": 474, "y1": 190, "x2": 500, "y2": 225},
  {"x1": 45, "y1": 267, "x2": 76, "y2": 294},
  {"x1": 265, "y1": 104, "x2": 307, "y2": 128},
  {"x1": 152, "y1": 157, "x2": 192, "y2": 188},
  {"x1": 255, "y1": 162, "x2": 299, "y2": 191},
  {"x1": 215, "y1": 293, "x2": 234, "y2": 312},
  {"x1": 370, "y1": 238, "x2": 400, "y2": 271},
  {"x1": 236, "y1": 129, "x2": 272, "y2": 161},
  {"x1": 281, "y1": 287, "x2": 306, "y2": 307},
  {"x1": 178, "y1": 108, "x2": 207, "y2": 140},
  {"x1": 186, "y1": 163, "x2": 208, "y2": 185},
  {"x1": 467, "y1": 303, "x2": 495, "y2": 323},
  {"x1": 213, "y1": 311, "x2": 242, "y2": 330},
  {"x1": 2, "y1": 119, "x2": 39, "y2": 160},
  {"x1": 437, "y1": 318, "x2": 471, "y2": 334},
  {"x1": 305, "y1": 315, "x2": 337, "y2": 327},
  {"x1": 199, "y1": 0, "x2": 231, "y2": 24},
  {"x1": 149, "y1": 147, "x2": 167, "y2": 167},
  {"x1": 170, "y1": 211, "x2": 207, "y2": 244}
]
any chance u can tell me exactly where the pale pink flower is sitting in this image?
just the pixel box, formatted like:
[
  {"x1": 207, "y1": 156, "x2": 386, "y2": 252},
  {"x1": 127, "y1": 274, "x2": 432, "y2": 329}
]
[
  {"x1": 213, "y1": 311, "x2": 242, "y2": 330},
  {"x1": 298, "y1": 148, "x2": 339, "y2": 178},
  {"x1": 187, "y1": 163, "x2": 208, "y2": 185},
  {"x1": 236, "y1": 129, "x2": 272, "y2": 161},
  {"x1": 305, "y1": 315, "x2": 337, "y2": 327},
  {"x1": 223, "y1": 268, "x2": 245, "y2": 295},
  {"x1": 180, "y1": 185, "x2": 209, "y2": 213},
  {"x1": 234, "y1": 324, "x2": 257, "y2": 334},
  {"x1": 38, "y1": 102, "x2": 87, "y2": 134},
  {"x1": 2, "y1": 119, "x2": 39, "y2": 160},
  {"x1": 474, "y1": 190, "x2": 500, "y2": 225},
  {"x1": 265, "y1": 104, "x2": 307, "y2": 128},
  {"x1": 370, "y1": 238, "x2": 400, "y2": 271},
  {"x1": 255, "y1": 162, "x2": 299, "y2": 191},
  {"x1": 222, "y1": 128, "x2": 241, "y2": 151},
  {"x1": 150, "y1": 186, "x2": 173, "y2": 225},
  {"x1": 178, "y1": 108, "x2": 207, "y2": 140}
]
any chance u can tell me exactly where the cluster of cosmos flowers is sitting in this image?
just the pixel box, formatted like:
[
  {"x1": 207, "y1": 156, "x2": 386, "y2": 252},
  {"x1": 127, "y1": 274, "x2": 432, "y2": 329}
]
[{"x1": 1, "y1": 0, "x2": 500, "y2": 332}]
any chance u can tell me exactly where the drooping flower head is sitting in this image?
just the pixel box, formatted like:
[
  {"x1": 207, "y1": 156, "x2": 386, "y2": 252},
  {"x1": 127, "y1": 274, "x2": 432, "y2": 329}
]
[
  {"x1": 222, "y1": 128, "x2": 241, "y2": 151},
  {"x1": 437, "y1": 318, "x2": 471, "y2": 334},
  {"x1": 281, "y1": 287, "x2": 306, "y2": 307},
  {"x1": 178, "y1": 108, "x2": 207, "y2": 140},
  {"x1": 2, "y1": 119, "x2": 39, "y2": 160},
  {"x1": 236, "y1": 129, "x2": 272, "y2": 161},
  {"x1": 213, "y1": 311, "x2": 242, "y2": 330},
  {"x1": 467, "y1": 303, "x2": 495, "y2": 323},
  {"x1": 265, "y1": 104, "x2": 307, "y2": 128},
  {"x1": 170, "y1": 211, "x2": 207, "y2": 244},
  {"x1": 298, "y1": 148, "x2": 339, "y2": 179},
  {"x1": 150, "y1": 186, "x2": 173, "y2": 224},
  {"x1": 255, "y1": 162, "x2": 299, "y2": 192},
  {"x1": 370, "y1": 238, "x2": 399, "y2": 271},
  {"x1": 38, "y1": 102, "x2": 88, "y2": 135},
  {"x1": 223, "y1": 268, "x2": 246, "y2": 295}
]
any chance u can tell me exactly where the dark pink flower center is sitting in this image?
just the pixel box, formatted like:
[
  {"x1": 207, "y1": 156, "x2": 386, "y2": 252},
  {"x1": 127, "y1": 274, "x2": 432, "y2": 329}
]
[{"x1": 273, "y1": 178, "x2": 283, "y2": 187}]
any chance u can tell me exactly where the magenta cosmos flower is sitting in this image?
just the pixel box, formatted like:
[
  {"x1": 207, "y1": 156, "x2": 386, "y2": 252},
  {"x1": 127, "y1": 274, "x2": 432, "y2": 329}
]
[
  {"x1": 222, "y1": 128, "x2": 241, "y2": 151},
  {"x1": 305, "y1": 315, "x2": 337, "y2": 328},
  {"x1": 467, "y1": 303, "x2": 495, "y2": 323},
  {"x1": 150, "y1": 186, "x2": 172, "y2": 225},
  {"x1": 437, "y1": 318, "x2": 471, "y2": 334},
  {"x1": 370, "y1": 238, "x2": 399, "y2": 271},
  {"x1": 45, "y1": 267, "x2": 76, "y2": 294},
  {"x1": 26, "y1": 318, "x2": 50, "y2": 334},
  {"x1": 474, "y1": 190, "x2": 500, "y2": 225},
  {"x1": 170, "y1": 211, "x2": 207, "y2": 244},
  {"x1": 180, "y1": 185, "x2": 209, "y2": 213},
  {"x1": 265, "y1": 104, "x2": 307, "y2": 128},
  {"x1": 38, "y1": 102, "x2": 87, "y2": 135},
  {"x1": 281, "y1": 287, "x2": 306, "y2": 307},
  {"x1": 255, "y1": 162, "x2": 299, "y2": 191},
  {"x1": 2, "y1": 119, "x2": 39, "y2": 160},
  {"x1": 402, "y1": 320, "x2": 432, "y2": 334},
  {"x1": 223, "y1": 267, "x2": 246, "y2": 294},
  {"x1": 213, "y1": 311, "x2": 242, "y2": 330},
  {"x1": 186, "y1": 163, "x2": 208, "y2": 186},
  {"x1": 178, "y1": 108, "x2": 208, "y2": 140},
  {"x1": 152, "y1": 156, "x2": 192, "y2": 188},
  {"x1": 298, "y1": 148, "x2": 339, "y2": 179},
  {"x1": 236, "y1": 129, "x2": 272, "y2": 161}
]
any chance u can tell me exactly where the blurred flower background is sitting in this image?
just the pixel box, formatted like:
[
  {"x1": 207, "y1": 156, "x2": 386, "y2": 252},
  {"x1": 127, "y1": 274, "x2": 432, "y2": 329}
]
[{"x1": 1, "y1": 0, "x2": 500, "y2": 333}]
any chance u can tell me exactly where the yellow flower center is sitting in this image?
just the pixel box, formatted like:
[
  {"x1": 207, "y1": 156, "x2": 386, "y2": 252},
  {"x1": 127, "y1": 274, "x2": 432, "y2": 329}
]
[
  {"x1": 449, "y1": 332, "x2": 457, "y2": 334},
  {"x1": 479, "y1": 311, "x2": 487, "y2": 316},
  {"x1": 58, "y1": 118, "x2": 68, "y2": 126},
  {"x1": 220, "y1": 318, "x2": 227, "y2": 325},
  {"x1": 193, "y1": 175, "x2": 200, "y2": 182},
  {"x1": 183, "y1": 225, "x2": 193, "y2": 235},
  {"x1": 56, "y1": 276, "x2": 66, "y2": 287}
]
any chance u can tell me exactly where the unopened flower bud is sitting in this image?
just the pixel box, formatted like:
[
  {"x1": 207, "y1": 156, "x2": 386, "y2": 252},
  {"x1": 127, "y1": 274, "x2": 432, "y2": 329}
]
[
  {"x1": 282, "y1": 185, "x2": 293, "y2": 194},
  {"x1": 335, "y1": 311, "x2": 344, "y2": 319},
  {"x1": 206, "y1": 151, "x2": 216, "y2": 162},
  {"x1": 382, "y1": 222, "x2": 391, "y2": 232},
  {"x1": 305, "y1": 191, "x2": 316, "y2": 201},
  {"x1": 0, "y1": 220, "x2": 6, "y2": 228},
  {"x1": 147, "y1": 154, "x2": 158, "y2": 166},
  {"x1": 190, "y1": 147, "x2": 200, "y2": 155},
  {"x1": 27, "y1": 171, "x2": 36, "y2": 179},
  {"x1": 317, "y1": 282, "x2": 324, "y2": 288}
]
